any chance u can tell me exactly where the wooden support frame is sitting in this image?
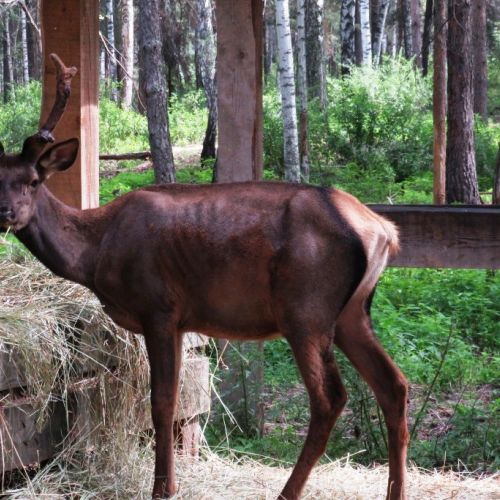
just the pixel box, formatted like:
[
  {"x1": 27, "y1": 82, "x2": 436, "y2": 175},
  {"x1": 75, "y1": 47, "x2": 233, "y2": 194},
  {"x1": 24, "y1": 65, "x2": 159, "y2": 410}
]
[
  {"x1": 215, "y1": 0, "x2": 264, "y2": 181},
  {"x1": 371, "y1": 205, "x2": 500, "y2": 269},
  {"x1": 40, "y1": 0, "x2": 99, "y2": 209}
]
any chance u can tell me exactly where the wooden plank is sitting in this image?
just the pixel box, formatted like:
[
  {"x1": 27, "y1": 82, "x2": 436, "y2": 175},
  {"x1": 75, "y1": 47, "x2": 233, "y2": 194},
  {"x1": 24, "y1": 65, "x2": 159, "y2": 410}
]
[
  {"x1": 0, "y1": 349, "x2": 23, "y2": 393},
  {"x1": 370, "y1": 205, "x2": 500, "y2": 269},
  {"x1": 215, "y1": 0, "x2": 264, "y2": 181},
  {"x1": 1, "y1": 355, "x2": 210, "y2": 471},
  {"x1": 40, "y1": 0, "x2": 99, "y2": 209},
  {"x1": 0, "y1": 332, "x2": 206, "y2": 393},
  {"x1": 174, "y1": 417, "x2": 202, "y2": 457},
  {"x1": 0, "y1": 398, "x2": 67, "y2": 472},
  {"x1": 0, "y1": 329, "x2": 121, "y2": 393},
  {"x1": 177, "y1": 356, "x2": 211, "y2": 420},
  {"x1": 183, "y1": 332, "x2": 209, "y2": 351}
]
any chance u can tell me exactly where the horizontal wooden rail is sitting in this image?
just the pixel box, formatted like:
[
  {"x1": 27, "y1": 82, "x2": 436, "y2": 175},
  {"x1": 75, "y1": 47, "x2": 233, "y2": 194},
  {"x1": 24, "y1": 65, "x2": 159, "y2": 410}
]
[{"x1": 370, "y1": 205, "x2": 500, "y2": 269}]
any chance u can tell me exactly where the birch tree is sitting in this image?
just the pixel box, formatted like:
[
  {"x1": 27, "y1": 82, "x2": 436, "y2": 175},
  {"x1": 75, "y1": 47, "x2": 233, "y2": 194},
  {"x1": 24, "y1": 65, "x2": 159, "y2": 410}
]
[
  {"x1": 358, "y1": 0, "x2": 372, "y2": 65},
  {"x1": 20, "y1": 7, "x2": 29, "y2": 83},
  {"x1": 138, "y1": 0, "x2": 176, "y2": 184},
  {"x1": 195, "y1": 0, "x2": 217, "y2": 160},
  {"x1": 296, "y1": 0, "x2": 309, "y2": 181},
  {"x1": 372, "y1": 0, "x2": 391, "y2": 66},
  {"x1": 340, "y1": 0, "x2": 356, "y2": 74},
  {"x1": 275, "y1": 0, "x2": 300, "y2": 182},
  {"x1": 119, "y1": 0, "x2": 134, "y2": 109}
]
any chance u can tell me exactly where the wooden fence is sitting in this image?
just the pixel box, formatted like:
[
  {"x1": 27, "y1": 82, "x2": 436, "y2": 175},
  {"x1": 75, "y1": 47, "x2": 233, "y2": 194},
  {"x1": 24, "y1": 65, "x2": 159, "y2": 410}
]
[{"x1": 0, "y1": 331, "x2": 210, "y2": 473}]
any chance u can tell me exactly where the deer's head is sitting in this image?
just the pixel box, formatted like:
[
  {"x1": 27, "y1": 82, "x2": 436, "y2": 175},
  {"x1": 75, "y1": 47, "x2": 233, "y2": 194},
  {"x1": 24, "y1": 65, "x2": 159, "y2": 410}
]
[{"x1": 0, "y1": 54, "x2": 79, "y2": 232}]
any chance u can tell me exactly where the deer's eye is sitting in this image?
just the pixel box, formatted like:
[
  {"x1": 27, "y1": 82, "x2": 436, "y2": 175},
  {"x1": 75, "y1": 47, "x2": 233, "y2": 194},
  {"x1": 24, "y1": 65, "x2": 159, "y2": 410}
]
[{"x1": 30, "y1": 179, "x2": 39, "y2": 189}]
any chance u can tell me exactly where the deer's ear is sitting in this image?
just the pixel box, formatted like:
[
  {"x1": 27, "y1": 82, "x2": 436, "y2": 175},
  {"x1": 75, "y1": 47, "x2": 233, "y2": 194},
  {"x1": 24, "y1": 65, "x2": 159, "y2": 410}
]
[{"x1": 37, "y1": 138, "x2": 79, "y2": 179}]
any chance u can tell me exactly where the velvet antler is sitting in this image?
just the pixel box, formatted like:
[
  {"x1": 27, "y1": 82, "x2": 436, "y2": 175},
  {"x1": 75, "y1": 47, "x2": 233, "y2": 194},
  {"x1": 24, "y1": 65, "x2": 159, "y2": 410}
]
[{"x1": 21, "y1": 53, "x2": 77, "y2": 162}]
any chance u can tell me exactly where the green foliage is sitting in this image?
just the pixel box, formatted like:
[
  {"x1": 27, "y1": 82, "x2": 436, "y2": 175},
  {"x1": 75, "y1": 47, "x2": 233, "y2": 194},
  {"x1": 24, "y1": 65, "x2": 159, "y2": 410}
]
[
  {"x1": 168, "y1": 90, "x2": 208, "y2": 146},
  {"x1": 324, "y1": 58, "x2": 434, "y2": 182},
  {"x1": 99, "y1": 98, "x2": 149, "y2": 154},
  {"x1": 0, "y1": 81, "x2": 41, "y2": 151},
  {"x1": 474, "y1": 118, "x2": 500, "y2": 183},
  {"x1": 99, "y1": 166, "x2": 215, "y2": 205},
  {"x1": 263, "y1": 85, "x2": 285, "y2": 173}
]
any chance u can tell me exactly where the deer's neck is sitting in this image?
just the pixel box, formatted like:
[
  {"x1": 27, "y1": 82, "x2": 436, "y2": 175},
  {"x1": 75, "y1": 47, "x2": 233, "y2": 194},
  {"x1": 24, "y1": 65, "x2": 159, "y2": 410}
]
[{"x1": 16, "y1": 186, "x2": 105, "y2": 288}]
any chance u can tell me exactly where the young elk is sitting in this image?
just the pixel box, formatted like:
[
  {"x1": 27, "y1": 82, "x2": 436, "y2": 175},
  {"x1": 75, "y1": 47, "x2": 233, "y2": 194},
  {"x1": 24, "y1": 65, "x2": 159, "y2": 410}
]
[{"x1": 0, "y1": 55, "x2": 409, "y2": 499}]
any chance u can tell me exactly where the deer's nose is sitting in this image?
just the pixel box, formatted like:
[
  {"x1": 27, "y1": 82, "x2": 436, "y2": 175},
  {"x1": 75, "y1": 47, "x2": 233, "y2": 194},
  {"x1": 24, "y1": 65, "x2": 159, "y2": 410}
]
[{"x1": 0, "y1": 206, "x2": 15, "y2": 221}]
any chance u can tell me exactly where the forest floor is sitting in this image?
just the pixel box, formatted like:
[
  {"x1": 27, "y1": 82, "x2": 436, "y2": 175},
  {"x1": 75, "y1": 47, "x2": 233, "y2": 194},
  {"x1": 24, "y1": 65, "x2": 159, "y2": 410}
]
[{"x1": 173, "y1": 144, "x2": 203, "y2": 168}]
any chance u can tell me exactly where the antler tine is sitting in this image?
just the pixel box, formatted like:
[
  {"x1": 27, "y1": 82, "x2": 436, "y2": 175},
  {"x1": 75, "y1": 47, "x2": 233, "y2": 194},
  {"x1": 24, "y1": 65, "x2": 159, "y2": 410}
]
[{"x1": 21, "y1": 53, "x2": 78, "y2": 161}]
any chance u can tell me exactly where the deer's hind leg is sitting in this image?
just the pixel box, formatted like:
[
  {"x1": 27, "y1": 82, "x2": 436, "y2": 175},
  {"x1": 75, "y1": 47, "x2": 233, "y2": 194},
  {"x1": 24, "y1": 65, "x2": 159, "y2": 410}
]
[
  {"x1": 277, "y1": 319, "x2": 347, "y2": 500},
  {"x1": 336, "y1": 294, "x2": 409, "y2": 500}
]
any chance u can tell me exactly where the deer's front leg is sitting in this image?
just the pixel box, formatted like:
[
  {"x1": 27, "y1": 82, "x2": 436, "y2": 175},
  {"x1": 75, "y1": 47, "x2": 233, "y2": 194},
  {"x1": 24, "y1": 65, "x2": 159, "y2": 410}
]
[{"x1": 144, "y1": 321, "x2": 183, "y2": 499}]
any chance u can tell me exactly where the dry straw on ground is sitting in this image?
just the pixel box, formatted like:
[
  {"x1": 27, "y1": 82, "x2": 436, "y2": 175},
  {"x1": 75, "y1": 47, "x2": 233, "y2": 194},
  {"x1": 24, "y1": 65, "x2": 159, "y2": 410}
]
[{"x1": 1, "y1": 248, "x2": 499, "y2": 499}]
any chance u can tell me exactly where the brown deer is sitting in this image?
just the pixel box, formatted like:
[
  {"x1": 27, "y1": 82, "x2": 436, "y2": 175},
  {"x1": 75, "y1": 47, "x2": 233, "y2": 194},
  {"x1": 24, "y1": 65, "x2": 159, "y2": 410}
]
[{"x1": 0, "y1": 55, "x2": 409, "y2": 499}]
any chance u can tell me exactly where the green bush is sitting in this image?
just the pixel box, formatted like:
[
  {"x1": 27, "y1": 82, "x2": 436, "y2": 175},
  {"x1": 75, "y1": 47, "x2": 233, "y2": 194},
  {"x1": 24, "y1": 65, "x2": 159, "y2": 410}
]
[
  {"x1": 168, "y1": 89, "x2": 208, "y2": 146},
  {"x1": 324, "y1": 57, "x2": 434, "y2": 182},
  {"x1": 0, "y1": 81, "x2": 41, "y2": 151},
  {"x1": 99, "y1": 97, "x2": 149, "y2": 154}
]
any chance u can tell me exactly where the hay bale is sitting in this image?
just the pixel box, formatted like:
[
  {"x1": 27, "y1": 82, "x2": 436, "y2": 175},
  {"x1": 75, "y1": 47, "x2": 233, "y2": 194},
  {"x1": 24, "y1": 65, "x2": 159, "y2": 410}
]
[{"x1": 0, "y1": 252, "x2": 210, "y2": 475}]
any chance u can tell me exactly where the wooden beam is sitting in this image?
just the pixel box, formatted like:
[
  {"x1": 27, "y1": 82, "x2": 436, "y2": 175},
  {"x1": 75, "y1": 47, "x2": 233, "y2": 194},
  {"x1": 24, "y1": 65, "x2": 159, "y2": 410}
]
[
  {"x1": 215, "y1": 0, "x2": 264, "y2": 181},
  {"x1": 40, "y1": 0, "x2": 99, "y2": 209},
  {"x1": 370, "y1": 205, "x2": 500, "y2": 269}
]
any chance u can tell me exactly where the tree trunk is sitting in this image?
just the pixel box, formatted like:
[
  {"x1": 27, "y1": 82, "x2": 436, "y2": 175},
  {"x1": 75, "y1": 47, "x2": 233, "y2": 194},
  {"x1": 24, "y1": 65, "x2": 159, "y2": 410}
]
[
  {"x1": 2, "y1": 11, "x2": 14, "y2": 103},
  {"x1": 275, "y1": 0, "x2": 300, "y2": 182},
  {"x1": 400, "y1": 0, "x2": 413, "y2": 58},
  {"x1": 119, "y1": 0, "x2": 134, "y2": 109},
  {"x1": 340, "y1": 0, "x2": 356, "y2": 74},
  {"x1": 305, "y1": 0, "x2": 325, "y2": 101},
  {"x1": 472, "y1": 0, "x2": 487, "y2": 120},
  {"x1": 446, "y1": 0, "x2": 480, "y2": 204},
  {"x1": 358, "y1": 0, "x2": 372, "y2": 64},
  {"x1": 20, "y1": 8, "x2": 29, "y2": 83},
  {"x1": 25, "y1": 0, "x2": 42, "y2": 81},
  {"x1": 195, "y1": 0, "x2": 218, "y2": 161},
  {"x1": 106, "y1": 0, "x2": 117, "y2": 100},
  {"x1": 433, "y1": 0, "x2": 446, "y2": 204},
  {"x1": 421, "y1": 0, "x2": 433, "y2": 76},
  {"x1": 137, "y1": 0, "x2": 176, "y2": 184},
  {"x1": 355, "y1": 0, "x2": 363, "y2": 65},
  {"x1": 264, "y1": 1, "x2": 276, "y2": 82},
  {"x1": 410, "y1": 0, "x2": 422, "y2": 67},
  {"x1": 372, "y1": 0, "x2": 390, "y2": 66},
  {"x1": 296, "y1": 0, "x2": 309, "y2": 181}
]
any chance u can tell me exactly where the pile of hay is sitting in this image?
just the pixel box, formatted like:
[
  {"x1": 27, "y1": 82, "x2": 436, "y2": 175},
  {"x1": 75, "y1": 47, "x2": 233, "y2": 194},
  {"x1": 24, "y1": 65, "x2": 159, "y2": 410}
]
[{"x1": 5, "y1": 444, "x2": 499, "y2": 499}]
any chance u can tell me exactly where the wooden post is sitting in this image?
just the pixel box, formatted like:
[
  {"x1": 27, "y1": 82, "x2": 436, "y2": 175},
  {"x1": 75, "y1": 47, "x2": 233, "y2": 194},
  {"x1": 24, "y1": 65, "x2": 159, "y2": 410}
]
[
  {"x1": 40, "y1": 0, "x2": 99, "y2": 209},
  {"x1": 215, "y1": 0, "x2": 264, "y2": 181}
]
